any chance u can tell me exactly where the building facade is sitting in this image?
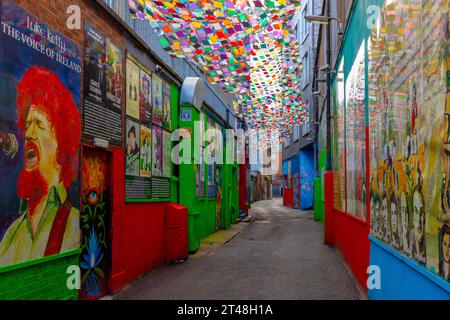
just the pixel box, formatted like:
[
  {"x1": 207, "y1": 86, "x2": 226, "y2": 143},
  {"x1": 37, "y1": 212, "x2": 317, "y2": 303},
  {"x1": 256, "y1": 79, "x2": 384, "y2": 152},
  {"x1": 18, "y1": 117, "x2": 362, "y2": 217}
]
[
  {"x1": 318, "y1": 0, "x2": 450, "y2": 299},
  {"x1": 282, "y1": 0, "x2": 323, "y2": 210},
  {"x1": 0, "y1": 0, "x2": 242, "y2": 300}
]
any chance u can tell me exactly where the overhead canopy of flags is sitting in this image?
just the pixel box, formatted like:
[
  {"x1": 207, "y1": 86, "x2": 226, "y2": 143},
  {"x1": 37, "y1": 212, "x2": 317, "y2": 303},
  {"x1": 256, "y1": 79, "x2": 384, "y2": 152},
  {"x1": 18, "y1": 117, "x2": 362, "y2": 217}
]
[{"x1": 129, "y1": 0, "x2": 306, "y2": 142}]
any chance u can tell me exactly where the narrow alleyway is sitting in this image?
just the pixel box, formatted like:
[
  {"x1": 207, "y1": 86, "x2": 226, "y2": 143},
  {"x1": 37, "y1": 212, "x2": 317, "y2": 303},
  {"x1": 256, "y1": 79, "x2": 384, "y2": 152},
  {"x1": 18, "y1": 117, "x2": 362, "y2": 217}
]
[{"x1": 113, "y1": 199, "x2": 363, "y2": 300}]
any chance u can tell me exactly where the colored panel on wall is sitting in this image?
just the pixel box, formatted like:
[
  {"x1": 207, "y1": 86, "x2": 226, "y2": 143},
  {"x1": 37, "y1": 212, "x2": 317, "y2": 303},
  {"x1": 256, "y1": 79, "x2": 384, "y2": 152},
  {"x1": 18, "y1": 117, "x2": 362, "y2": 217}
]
[
  {"x1": 80, "y1": 149, "x2": 110, "y2": 299},
  {"x1": 369, "y1": 237, "x2": 450, "y2": 300},
  {"x1": 0, "y1": 0, "x2": 82, "y2": 268},
  {"x1": 300, "y1": 148, "x2": 314, "y2": 210}
]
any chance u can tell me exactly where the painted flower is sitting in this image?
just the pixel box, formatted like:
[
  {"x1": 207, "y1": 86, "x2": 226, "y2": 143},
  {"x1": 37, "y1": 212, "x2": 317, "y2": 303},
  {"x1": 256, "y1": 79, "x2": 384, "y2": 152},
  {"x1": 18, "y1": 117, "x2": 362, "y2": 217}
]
[{"x1": 81, "y1": 229, "x2": 104, "y2": 270}]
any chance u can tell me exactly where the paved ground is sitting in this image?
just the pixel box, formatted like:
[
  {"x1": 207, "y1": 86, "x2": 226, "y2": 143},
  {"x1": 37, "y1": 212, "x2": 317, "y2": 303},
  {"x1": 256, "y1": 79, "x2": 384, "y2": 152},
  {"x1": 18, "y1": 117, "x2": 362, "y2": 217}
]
[{"x1": 113, "y1": 199, "x2": 363, "y2": 300}]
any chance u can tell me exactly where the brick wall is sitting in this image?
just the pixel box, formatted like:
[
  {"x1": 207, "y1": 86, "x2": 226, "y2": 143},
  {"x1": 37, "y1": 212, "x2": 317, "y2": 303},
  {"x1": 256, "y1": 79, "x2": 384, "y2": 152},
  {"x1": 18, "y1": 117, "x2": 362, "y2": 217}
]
[
  {"x1": 0, "y1": 251, "x2": 79, "y2": 300},
  {"x1": 1, "y1": 0, "x2": 180, "y2": 299},
  {"x1": 0, "y1": 0, "x2": 126, "y2": 300}
]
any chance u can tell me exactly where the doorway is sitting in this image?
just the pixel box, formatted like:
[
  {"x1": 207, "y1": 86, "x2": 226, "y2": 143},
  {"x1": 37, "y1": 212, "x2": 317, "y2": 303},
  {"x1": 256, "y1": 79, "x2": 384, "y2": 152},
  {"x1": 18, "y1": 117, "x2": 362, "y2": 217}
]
[{"x1": 79, "y1": 147, "x2": 112, "y2": 300}]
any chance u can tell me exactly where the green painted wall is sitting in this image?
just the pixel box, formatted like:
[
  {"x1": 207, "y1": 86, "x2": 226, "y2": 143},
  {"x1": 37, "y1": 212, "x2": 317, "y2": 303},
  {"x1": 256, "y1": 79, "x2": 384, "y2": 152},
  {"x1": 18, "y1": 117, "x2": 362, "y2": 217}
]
[
  {"x1": 0, "y1": 250, "x2": 80, "y2": 300},
  {"x1": 171, "y1": 84, "x2": 180, "y2": 204},
  {"x1": 178, "y1": 104, "x2": 239, "y2": 252}
]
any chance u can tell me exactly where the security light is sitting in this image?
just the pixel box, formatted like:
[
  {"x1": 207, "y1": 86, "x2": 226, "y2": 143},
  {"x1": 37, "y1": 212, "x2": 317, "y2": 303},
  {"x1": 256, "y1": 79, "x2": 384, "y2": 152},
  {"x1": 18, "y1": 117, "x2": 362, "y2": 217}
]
[{"x1": 305, "y1": 15, "x2": 344, "y2": 36}]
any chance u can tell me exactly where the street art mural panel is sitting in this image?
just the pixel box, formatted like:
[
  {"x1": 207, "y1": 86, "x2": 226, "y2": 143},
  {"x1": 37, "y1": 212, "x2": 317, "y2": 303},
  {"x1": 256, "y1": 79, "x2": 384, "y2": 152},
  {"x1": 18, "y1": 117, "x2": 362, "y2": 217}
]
[
  {"x1": 0, "y1": 0, "x2": 82, "y2": 267},
  {"x1": 368, "y1": 0, "x2": 449, "y2": 281},
  {"x1": 80, "y1": 149, "x2": 109, "y2": 299}
]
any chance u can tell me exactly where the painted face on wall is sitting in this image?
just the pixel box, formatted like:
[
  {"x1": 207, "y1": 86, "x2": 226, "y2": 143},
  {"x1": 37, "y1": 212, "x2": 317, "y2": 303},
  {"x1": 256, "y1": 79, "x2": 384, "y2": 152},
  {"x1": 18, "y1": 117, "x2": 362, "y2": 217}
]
[
  {"x1": 443, "y1": 232, "x2": 450, "y2": 264},
  {"x1": 413, "y1": 190, "x2": 425, "y2": 249},
  {"x1": 390, "y1": 195, "x2": 398, "y2": 235},
  {"x1": 400, "y1": 192, "x2": 408, "y2": 240},
  {"x1": 25, "y1": 105, "x2": 60, "y2": 187},
  {"x1": 381, "y1": 193, "x2": 388, "y2": 237}
]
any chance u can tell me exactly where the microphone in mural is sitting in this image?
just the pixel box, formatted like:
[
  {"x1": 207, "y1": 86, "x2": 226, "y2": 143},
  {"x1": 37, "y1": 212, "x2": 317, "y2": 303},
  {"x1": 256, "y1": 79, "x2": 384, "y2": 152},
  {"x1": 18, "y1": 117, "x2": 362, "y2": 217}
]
[{"x1": 0, "y1": 131, "x2": 19, "y2": 158}]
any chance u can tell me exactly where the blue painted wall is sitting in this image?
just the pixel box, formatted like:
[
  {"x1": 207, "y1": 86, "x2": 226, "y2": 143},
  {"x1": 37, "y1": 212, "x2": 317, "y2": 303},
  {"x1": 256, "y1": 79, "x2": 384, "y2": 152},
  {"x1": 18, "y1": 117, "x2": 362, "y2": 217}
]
[
  {"x1": 300, "y1": 148, "x2": 314, "y2": 210},
  {"x1": 369, "y1": 237, "x2": 450, "y2": 300}
]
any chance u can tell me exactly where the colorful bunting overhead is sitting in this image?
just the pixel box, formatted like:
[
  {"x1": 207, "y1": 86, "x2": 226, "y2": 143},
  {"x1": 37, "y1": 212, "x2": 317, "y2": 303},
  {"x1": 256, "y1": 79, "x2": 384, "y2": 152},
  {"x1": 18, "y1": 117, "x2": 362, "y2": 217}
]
[{"x1": 129, "y1": 0, "x2": 306, "y2": 142}]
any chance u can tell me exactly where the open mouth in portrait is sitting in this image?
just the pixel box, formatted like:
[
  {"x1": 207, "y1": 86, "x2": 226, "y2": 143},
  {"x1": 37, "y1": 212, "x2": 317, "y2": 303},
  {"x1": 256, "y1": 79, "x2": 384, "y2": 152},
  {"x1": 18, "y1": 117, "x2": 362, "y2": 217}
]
[{"x1": 25, "y1": 141, "x2": 40, "y2": 171}]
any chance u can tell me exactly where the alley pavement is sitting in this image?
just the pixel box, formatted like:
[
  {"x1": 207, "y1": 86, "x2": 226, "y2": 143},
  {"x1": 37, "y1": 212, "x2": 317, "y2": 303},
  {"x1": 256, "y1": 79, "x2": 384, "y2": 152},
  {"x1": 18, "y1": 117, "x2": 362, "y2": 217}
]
[{"x1": 113, "y1": 199, "x2": 363, "y2": 300}]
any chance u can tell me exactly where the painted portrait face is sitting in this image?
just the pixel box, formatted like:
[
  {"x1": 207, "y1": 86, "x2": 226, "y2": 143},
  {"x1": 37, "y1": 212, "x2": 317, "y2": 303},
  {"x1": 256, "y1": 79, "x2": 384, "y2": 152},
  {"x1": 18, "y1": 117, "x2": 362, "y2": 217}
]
[
  {"x1": 443, "y1": 232, "x2": 450, "y2": 263},
  {"x1": 25, "y1": 105, "x2": 59, "y2": 186},
  {"x1": 413, "y1": 190, "x2": 425, "y2": 248},
  {"x1": 381, "y1": 193, "x2": 388, "y2": 236},
  {"x1": 390, "y1": 195, "x2": 398, "y2": 235},
  {"x1": 400, "y1": 192, "x2": 408, "y2": 236}
]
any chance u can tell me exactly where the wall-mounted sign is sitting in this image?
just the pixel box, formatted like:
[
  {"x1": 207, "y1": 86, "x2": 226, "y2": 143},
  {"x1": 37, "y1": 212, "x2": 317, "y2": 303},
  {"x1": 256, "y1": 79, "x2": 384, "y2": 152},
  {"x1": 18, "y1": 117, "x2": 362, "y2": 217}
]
[{"x1": 180, "y1": 109, "x2": 192, "y2": 122}]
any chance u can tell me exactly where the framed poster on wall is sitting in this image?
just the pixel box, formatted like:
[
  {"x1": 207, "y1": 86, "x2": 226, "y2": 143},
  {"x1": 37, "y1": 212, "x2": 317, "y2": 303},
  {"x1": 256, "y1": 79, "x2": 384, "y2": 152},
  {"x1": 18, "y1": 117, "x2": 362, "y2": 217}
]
[
  {"x1": 152, "y1": 74, "x2": 163, "y2": 127},
  {"x1": 83, "y1": 23, "x2": 122, "y2": 145}
]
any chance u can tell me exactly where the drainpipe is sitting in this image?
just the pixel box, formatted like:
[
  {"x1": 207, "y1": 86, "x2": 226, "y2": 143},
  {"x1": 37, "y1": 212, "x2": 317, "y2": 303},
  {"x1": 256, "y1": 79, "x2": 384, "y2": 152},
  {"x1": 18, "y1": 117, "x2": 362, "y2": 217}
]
[{"x1": 326, "y1": 0, "x2": 332, "y2": 171}]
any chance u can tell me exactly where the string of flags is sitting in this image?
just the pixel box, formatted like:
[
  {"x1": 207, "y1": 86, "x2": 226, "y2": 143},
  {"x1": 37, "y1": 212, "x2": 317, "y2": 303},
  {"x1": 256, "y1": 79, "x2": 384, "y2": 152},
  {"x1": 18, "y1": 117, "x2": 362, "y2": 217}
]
[{"x1": 129, "y1": 0, "x2": 307, "y2": 143}]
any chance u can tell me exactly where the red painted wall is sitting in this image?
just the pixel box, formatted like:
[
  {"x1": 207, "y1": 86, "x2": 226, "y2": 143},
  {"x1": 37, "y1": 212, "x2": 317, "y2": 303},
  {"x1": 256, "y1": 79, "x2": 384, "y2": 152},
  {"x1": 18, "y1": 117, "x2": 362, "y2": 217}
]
[
  {"x1": 333, "y1": 210, "x2": 370, "y2": 291},
  {"x1": 108, "y1": 147, "x2": 167, "y2": 293},
  {"x1": 283, "y1": 188, "x2": 293, "y2": 208},
  {"x1": 324, "y1": 171, "x2": 369, "y2": 291},
  {"x1": 239, "y1": 163, "x2": 248, "y2": 215}
]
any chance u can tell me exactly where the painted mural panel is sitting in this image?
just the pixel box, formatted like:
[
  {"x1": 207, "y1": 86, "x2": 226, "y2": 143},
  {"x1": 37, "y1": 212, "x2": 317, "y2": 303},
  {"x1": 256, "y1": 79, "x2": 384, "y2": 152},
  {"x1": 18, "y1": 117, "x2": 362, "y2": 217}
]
[
  {"x1": 0, "y1": 0, "x2": 82, "y2": 267},
  {"x1": 368, "y1": 0, "x2": 449, "y2": 281},
  {"x1": 300, "y1": 149, "x2": 314, "y2": 210},
  {"x1": 346, "y1": 43, "x2": 366, "y2": 221},
  {"x1": 80, "y1": 149, "x2": 109, "y2": 299}
]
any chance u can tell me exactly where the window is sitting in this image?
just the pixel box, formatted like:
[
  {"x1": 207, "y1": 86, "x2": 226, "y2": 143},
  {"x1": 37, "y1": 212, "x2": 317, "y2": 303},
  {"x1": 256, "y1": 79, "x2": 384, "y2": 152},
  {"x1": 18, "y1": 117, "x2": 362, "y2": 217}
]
[
  {"x1": 301, "y1": 4, "x2": 309, "y2": 41},
  {"x1": 293, "y1": 125, "x2": 300, "y2": 141},
  {"x1": 302, "y1": 52, "x2": 309, "y2": 87},
  {"x1": 302, "y1": 103, "x2": 311, "y2": 136}
]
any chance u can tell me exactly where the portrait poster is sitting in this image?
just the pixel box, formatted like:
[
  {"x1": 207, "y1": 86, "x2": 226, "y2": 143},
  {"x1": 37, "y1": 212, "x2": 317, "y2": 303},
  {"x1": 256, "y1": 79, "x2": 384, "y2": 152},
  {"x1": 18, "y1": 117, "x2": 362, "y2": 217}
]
[
  {"x1": 125, "y1": 120, "x2": 140, "y2": 177},
  {"x1": 0, "y1": 0, "x2": 82, "y2": 267},
  {"x1": 84, "y1": 23, "x2": 104, "y2": 105},
  {"x1": 162, "y1": 80, "x2": 171, "y2": 131},
  {"x1": 163, "y1": 130, "x2": 171, "y2": 178},
  {"x1": 126, "y1": 56, "x2": 140, "y2": 120},
  {"x1": 140, "y1": 126, "x2": 152, "y2": 178},
  {"x1": 152, "y1": 126, "x2": 163, "y2": 177},
  {"x1": 152, "y1": 74, "x2": 163, "y2": 127},
  {"x1": 105, "y1": 38, "x2": 123, "y2": 111},
  {"x1": 139, "y1": 68, "x2": 152, "y2": 124},
  {"x1": 83, "y1": 24, "x2": 122, "y2": 145}
]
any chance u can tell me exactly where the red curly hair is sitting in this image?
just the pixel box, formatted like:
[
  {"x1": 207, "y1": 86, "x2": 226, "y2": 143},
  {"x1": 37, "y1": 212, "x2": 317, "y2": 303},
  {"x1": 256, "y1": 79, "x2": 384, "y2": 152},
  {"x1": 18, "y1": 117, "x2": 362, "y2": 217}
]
[{"x1": 16, "y1": 66, "x2": 81, "y2": 189}]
